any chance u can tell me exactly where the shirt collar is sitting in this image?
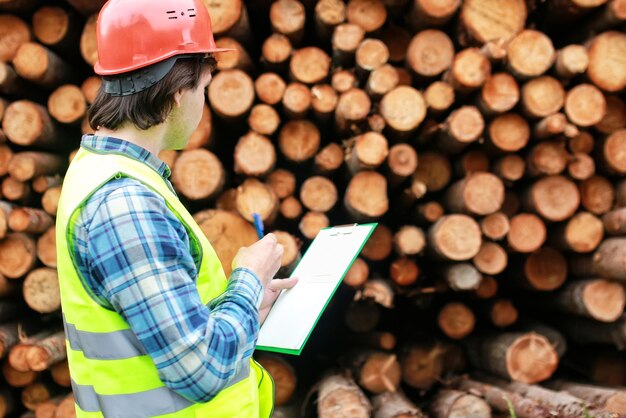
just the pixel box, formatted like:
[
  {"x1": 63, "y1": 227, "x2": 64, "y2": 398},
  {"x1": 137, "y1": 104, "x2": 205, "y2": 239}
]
[{"x1": 80, "y1": 134, "x2": 172, "y2": 179}]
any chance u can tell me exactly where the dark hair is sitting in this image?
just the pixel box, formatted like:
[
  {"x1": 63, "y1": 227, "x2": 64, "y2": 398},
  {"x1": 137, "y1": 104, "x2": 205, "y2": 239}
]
[{"x1": 89, "y1": 54, "x2": 217, "y2": 131}]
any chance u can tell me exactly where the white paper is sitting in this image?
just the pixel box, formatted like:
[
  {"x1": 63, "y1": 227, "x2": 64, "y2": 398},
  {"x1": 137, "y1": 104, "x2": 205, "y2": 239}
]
[{"x1": 257, "y1": 224, "x2": 376, "y2": 352}]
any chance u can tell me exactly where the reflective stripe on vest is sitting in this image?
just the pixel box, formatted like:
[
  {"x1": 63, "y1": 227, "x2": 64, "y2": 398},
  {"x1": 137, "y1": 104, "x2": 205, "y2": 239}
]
[
  {"x1": 63, "y1": 314, "x2": 146, "y2": 359},
  {"x1": 56, "y1": 146, "x2": 274, "y2": 417},
  {"x1": 71, "y1": 364, "x2": 251, "y2": 416}
]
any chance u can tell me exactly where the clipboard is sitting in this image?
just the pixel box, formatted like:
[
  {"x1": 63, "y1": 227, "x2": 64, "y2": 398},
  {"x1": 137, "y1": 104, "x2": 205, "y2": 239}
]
[{"x1": 256, "y1": 223, "x2": 377, "y2": 356}]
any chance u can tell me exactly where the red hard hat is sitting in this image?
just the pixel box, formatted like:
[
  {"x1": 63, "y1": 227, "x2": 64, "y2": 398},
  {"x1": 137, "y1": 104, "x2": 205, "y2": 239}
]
[{"x1": 94, "y1": 0, "x2": 232, "y2": 76}]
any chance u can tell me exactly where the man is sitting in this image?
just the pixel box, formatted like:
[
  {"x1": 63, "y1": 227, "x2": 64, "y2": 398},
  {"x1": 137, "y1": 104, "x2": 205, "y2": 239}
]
[{"x1": 55, "y1": 0, "x2": 297, "y2": 416}]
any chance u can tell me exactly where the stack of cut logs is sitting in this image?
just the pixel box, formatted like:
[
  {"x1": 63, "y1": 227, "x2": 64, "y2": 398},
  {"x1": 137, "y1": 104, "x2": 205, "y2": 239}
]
[{"x1": 1, "y1": 0, "x2": 626, "y2": 416}]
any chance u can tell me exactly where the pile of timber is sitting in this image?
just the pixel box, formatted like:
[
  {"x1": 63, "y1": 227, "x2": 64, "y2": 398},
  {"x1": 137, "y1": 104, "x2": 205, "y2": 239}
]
[{"x1": 1, "y1": 0, "x2": 626, "y2": 416}]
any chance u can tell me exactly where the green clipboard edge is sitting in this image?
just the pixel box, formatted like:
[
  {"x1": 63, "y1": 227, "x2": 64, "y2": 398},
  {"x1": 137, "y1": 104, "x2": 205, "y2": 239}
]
[{"x1": 255, "y1": 222, "x2": 378, "y2": 356}]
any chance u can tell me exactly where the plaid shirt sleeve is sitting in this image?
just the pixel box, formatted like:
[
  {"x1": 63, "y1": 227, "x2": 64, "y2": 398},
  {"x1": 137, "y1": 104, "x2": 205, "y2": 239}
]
[{"x1": 83, "y1": 180, "x2": 263, "y2": 403}]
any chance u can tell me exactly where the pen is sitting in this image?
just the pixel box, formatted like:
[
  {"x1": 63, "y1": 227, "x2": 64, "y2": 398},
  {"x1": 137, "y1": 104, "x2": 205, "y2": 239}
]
[{"x1": 253, "y1": 212, "x2": 264, "y2": 239}]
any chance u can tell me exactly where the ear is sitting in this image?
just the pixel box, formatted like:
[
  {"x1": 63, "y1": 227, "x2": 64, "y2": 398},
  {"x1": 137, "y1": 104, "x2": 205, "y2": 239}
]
[{"x1": 173, "y1": 89, "x2": 184, "y2": 108}]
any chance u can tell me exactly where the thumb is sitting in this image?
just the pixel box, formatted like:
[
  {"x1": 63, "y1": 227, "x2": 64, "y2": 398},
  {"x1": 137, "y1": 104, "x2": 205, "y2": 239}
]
[{"x1": 268, "y1": 277, "x2": 299, "y2": 291}]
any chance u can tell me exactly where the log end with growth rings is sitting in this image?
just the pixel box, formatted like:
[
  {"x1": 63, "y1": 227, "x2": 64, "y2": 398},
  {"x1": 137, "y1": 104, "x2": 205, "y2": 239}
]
[
  {"x1": 194, "y1": 209, "x2": 257, "y2": 277},
  {"x1": 344, "y1": 171, "x2": 389, "y2": 220},
  {"x1": 406, "y1": 29, "x2": 454, "y2": 78},
  {"x1": 587, "y1": 31, "x2": 626, "y2": 93},
  {"x1": 460, "y1": 0, "x2": 527, "y2": 44},
  {"x1": 506, "y1": 30, "x2": 556, "y2": 78},
  {"x1": 438, "y1": 302, "x2": 476, "y2": 340},
  {"x1": 603, "y1": 129, "x2": 626, "y2": 174},
  {"x1": 488, "y1": 113, "x2": 530, "y2": 152},
  {"x1": 583, "y1": 279, "x2": 626, "y2": 322},
  {"x1": 508, "y1": 213, "x2": 546, "y2": 253},
  {"x1": 299, "y1": 211, "x2": 329, "y2": 240},
  {"x1": 531, "y1": 175, "x2": 581, "y2": 222},
  {"x1": 359, "y1": 352, "x2": 401, "y2": 394},
  {"x1": 234, "y1": 131, "x2": 276, "y2": 177},
  {"x1": 171, "y1": 149, "x2": 224, "y2": 201},
  {"x1": 524, "y1": 247, "x2": 567, "y2": 291},
  {"x1": 506, "y1": 333, "x2": 559, "y2": 383},
  {"x1": 430, "y1": 215, "x2": 482, "y2": 261},
  {"x1": 564, "y1": 211, "x2": 604, "y2": 253}
]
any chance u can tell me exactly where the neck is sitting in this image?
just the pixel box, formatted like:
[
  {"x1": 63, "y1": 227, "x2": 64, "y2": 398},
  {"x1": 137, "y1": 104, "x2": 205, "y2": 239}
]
[{"x1": 95, "y1": 123, "x2": 169, "y2": 156}]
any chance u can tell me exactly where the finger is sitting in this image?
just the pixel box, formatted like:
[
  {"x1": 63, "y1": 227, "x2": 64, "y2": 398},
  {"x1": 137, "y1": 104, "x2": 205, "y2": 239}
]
[
  {"x1": 268, "y1": 277, "x2": 299, "y2": 291},
  {"x1": 263, "y1": 233, "x2": 277, "y2": 244}
]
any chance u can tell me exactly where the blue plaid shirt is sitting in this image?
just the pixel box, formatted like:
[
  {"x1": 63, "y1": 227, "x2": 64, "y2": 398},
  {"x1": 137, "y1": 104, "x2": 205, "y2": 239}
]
[{"x1": 70, "y1": 135, "x2": 263, "y2": 403}]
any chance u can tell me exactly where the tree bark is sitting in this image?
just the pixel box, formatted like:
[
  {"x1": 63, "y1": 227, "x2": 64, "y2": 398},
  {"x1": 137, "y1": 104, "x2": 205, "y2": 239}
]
[
  {"x1": 467, "y1": 332, "x2": 559, "y2": 383},
  {"x1": 317, "y1": 373, "x2": 371, "y2": 418},
  {"x1": 430, "y1": 389, "x2": 491, "y2": 418},
  {"x1": 547, "y1": 380, "x2": 626, "y2": 415},
  {"x1": 24, "y1": 330, "x2": 65, "y2": 372},
  {"x1": 6, "y1": 151, "x2": 64, "y2": 183},
  {"x1": 372, "y1": 390, "x2": 426, "y2": 418},
  {"x1": 8, "y1": 207, "x2": 53, "y2": 234},
  {"x1": 13, "y1": 42, "x2": 72, "y2": 88},
  {"x1": 456, "y1": 378, "x2": 551, "y2": 418}
]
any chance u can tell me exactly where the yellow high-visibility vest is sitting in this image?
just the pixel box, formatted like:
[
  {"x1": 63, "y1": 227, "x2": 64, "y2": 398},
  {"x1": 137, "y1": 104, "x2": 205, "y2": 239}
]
[{"x1": 56, "y1": 145, "x2": 274, "y2": 418}]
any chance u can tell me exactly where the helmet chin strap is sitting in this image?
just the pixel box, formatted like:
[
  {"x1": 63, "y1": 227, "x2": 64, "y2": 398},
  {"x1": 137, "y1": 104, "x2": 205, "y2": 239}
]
[{"x1": 102, "y1": 54, "x2": 201, "y2": 96}]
